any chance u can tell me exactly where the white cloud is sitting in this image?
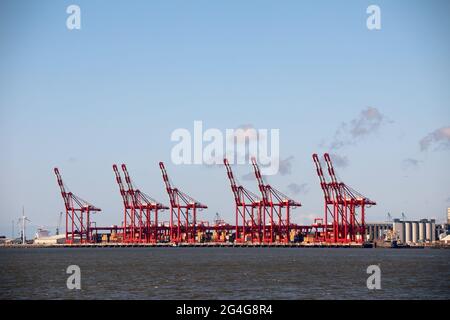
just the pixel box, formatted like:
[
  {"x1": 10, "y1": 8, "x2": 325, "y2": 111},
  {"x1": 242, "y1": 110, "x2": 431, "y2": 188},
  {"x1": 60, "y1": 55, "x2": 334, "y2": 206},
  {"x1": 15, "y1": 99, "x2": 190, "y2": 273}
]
[
  {"x1": 287, "y1": 183, "x2": 309, "y2": 195},
  {"x1": 278, "y1": 156, "x2": 294, "y2": 176},
  {"x1": 420, "y1": 126, "x2": 450, "y2": 151},
  {"x1": 328, "y1": 153, "x2": 349, "y2": 168},
  {"x1": 402, "y1": 158, "x2": 420, "y2": 169},
  {"x1": 329, "y1": 107, "x2": 388, "y2": 150}
]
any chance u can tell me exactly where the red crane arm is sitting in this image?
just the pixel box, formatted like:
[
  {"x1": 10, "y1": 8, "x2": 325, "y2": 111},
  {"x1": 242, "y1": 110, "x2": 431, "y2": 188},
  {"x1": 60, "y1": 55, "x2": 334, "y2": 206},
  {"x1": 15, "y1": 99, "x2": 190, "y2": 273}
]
[
  {"x1": 323, "y1": 153, "x2": 344, "y2": 201},
  {"x1": 54, "y1": 167, "x2": 70, "y2": 211},
  {"x1": 251, "y1": 157, "x2": 269, "y2": 204},
  {"x1": 122, "y1": 164, "x2": 144, "y2": 207},
  {"x1": 323, "y1": 153, "x2": 339, "y2": 185},
  {"x1": 121, "y1": 164, "x2": 135, "y2": 194},
  {"x1": 120, "y1": 164, "x2": 168, "y2": 209},
  {"x1": 159, "y1": 162, "x2": 176, "y2": 207},
  {"x1": 312, "y1": 154, "x2": 332, "y2": 203},
  {"x1": 224, "y1": 158, "x2": 241, "y2": 205},
  {"x1": 113, "y1": 164, "x2": 129, "y2": 207},
  {"x1": 54, "y1": 167, "x2": 101, "y2": 212}
]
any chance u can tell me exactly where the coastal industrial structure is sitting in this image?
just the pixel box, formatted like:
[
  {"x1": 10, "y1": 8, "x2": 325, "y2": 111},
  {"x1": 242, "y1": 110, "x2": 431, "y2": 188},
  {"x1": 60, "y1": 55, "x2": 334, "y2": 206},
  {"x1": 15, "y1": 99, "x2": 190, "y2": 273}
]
[
  {"x1": 2, "y1": 157, "x2": 445, "y2": 247},
  {"x1": 0, "y1": 154, "x2": 425, "y2": 247},
  {"x1": 48, "y1": 154, "x2": 448, "y2": 247},
  {"x1": 392, "y1": 219, "x2": 436, "y2": 244},
  {"x1": 312, "y1": 153, "x2": 375, "y2": 243},
  {"x1": 448, "y1": 207, "x2": 450, "y2": 224},
  {"x1": 365, "y1": 219, "x2": 446, "y2": 245},
  {"x1": 48, "y1": 153, "x2": 380, "y2": 245},
  {"x1": 365, "y1": 222, "x2": 391, "y2": 241},
  {"x1": 5, "y1": 217, "x2": 440, "y2": 247}
]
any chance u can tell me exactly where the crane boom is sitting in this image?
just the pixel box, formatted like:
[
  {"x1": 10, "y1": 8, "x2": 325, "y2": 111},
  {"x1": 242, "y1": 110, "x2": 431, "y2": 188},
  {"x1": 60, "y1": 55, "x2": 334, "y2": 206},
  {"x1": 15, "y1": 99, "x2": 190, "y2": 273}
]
[
  {"x1": 121, "y1": 164, "x2": 134, "y2": 192},
  {"x1": 251, "y1": 157, "x2": 268, "y2": 204},
  {"x1": 224, "y1": 158, "x2": 241, "y2": 205},
  {"x1": 312, "y1": 154, "x2": 332, "y2": 203},
  {"x1": 113, "y1": 164, "x2": 129, "y2": 207},
  {"x1": 323, "y1": 153, "x2": 339, "y2": 185},
  {"x1": 323, "y1": 153, "x2": 344, "y2": 201},
  {"x1": 121, "y1": 164, "x2": 138, "y2": 206},
  {"x1": 54, "y1": 168, "x2": 70, "y2": 211},
  {"x1": 159, "y1": 162, "x2": 176, "y2": 207}
]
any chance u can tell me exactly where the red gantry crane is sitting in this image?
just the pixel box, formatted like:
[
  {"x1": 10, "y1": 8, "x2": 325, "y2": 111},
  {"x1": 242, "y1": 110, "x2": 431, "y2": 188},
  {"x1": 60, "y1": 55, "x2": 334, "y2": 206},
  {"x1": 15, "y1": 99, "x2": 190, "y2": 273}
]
[
  {"x1": 159, "y1": 162, "x2": 207, "y2": 243},
  {"x1": 313, "y1": 153, "x2": 376, "y2": 243},
  {"x1": 312, "y1": 154, "x2": 335, "y2": 242},
  {"x1": 113, "y1": 164, "x2": 131, "y2": 242},
  {"x1": 113, "y1": 164, "x2": 168, "y2": 243},
  {"x1": 224, "y1": 158, "x2": 262, "y2": 243},
  {"x1": 54, "y1": 167, "x2": 101, "y2": 244},
  {"x1": 251, "y1": 157, "x2": 301, "y2": 243}
]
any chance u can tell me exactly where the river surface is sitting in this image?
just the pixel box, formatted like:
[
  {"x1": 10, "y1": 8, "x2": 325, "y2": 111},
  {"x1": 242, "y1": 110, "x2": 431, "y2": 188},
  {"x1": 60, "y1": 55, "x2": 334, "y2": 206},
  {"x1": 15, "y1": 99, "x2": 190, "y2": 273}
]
[{"x1": 0, "y1": 247, "x2": 449, "y2": 299}]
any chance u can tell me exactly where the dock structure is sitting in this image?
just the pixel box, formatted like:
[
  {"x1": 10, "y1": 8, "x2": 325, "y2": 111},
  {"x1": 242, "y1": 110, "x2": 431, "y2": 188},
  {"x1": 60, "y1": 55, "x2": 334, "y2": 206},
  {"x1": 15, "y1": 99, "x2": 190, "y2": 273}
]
[
  {"x1": 51, "y1": 155, "x2": 376, "y2": 246},
  {"x1": 312, "y1": 153, "x2": 376, "y2": 244},
  {"x1": 1, "y1": 242, "x2": 369, "y2": 249}
]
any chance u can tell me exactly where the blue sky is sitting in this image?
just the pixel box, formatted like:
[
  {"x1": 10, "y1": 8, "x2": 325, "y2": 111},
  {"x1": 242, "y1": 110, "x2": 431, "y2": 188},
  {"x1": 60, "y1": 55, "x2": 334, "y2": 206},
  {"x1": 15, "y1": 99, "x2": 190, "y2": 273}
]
[{"x1": 1, "y1": 0, "x2": 449, "y2": 238}]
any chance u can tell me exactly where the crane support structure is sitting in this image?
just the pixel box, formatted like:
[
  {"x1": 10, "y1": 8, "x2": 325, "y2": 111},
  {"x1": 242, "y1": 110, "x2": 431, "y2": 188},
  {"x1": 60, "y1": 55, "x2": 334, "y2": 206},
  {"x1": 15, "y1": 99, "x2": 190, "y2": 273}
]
[
  {"x1": 224, "y1": 158, "x2": 262, "y2": 243},
  {"x1": 251, "y1": 157, "x2": 301, "y2": 243},
  {"x1": 159, "y1": 162, "x2": 207, "y2": 243},
  {"x1": 312, "y1": 154, "x2": 335, "y2": 242},
  {"x1": 113, "y1": 164, "x2": 168, "y2": 243},
  {"x1": 52, "y1": 155, "x2": 376, "y2": 245},
  {"x1": 54, "y1": 168, "x2": 101, "y2": 244},
  {"x1": 312, "y1": 153, "x2": 376, "y2": 243}
]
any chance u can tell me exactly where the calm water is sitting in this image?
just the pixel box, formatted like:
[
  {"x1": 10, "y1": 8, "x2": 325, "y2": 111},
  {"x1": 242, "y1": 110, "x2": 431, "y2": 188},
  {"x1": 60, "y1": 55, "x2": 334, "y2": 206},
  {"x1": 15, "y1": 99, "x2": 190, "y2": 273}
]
[{"x1": 0, "y1": 247, "x2": 449, "y2": 300}]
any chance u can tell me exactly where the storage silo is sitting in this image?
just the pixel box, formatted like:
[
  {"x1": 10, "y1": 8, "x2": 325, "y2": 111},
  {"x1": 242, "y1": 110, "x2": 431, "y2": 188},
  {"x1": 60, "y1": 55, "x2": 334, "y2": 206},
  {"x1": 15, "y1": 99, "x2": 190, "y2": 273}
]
[
  {"x1": 393, "y1": 219, "x2": 405, "y2": 243},
  {"x1": 425, "y1": 220, "x2": 432, "y2": 242},
  {"x1": 405, "y1": 222, "x2": 412, "y2": 243},
  {"x1": 419, "y1": 220, "x2": 426, "y2": 242},
  {"x1": 411, "y1": 222, "x2": 419, "y2": 243},
  {"x1": 431, "y1": 219, "x2": 436, "y2": 242}
]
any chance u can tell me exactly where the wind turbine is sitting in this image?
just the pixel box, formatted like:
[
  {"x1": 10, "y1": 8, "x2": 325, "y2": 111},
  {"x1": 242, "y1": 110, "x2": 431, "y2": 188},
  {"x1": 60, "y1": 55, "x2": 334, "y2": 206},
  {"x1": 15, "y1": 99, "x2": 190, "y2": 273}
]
[{"x1": 18, "y1": 206, "x2": 31, "y2": 244}]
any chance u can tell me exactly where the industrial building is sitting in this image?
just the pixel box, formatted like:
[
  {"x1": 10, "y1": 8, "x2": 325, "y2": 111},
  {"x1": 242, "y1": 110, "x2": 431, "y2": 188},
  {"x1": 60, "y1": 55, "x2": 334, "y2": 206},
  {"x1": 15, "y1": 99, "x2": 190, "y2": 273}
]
[
  {"x1": 365, "y1": 222, "x2": 391, "y2": 241},
  {"x1": 447, "y1": 207, "x2": 450, "y2": 224},
  {"x1": 33, "y1": 234, "x2": 66, "y2": 245},
  {"x1": 392, "y1": 219, "x2": 436, "y2": 244},
  {"x1": 365, "y1": 218, "x2": 448, "y2": 245},
  {"x1": 47, "y1": 153, "x2": 448, "y2": 247}
]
